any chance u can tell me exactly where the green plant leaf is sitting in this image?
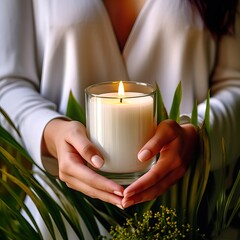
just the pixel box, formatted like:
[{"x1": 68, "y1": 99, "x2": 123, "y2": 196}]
[
  {"x1": 0, "y1": 127, "x2": 33, "y2": 164},
  {"x1": 0, "y1": 205, "x2": 40, "y2": 240},
  {"x1": 27, "y1": 180, "x2": 69, "y2": 239},
  {"x1": 0, "y1": 170, "x2": 57, "y2": 238},
  {"x1": 0, "y1": 147, "x2": 63, "y2": 239},
  {"x1": 205, "y1": 90, "x2": 210, "y2": 136},
  {"x1": 189, "y1": 123, "x2": 211, "y2": 227},
  {"x1": 55, "y1": 182, "x2": 100, "y2": 239},
  {"x1": 155, "y1": 82, "x2": 168, "y2": 123},
  {"x1": 169, "y1": 81, "x2": 182, "y2": 122},
  {"x1": 40, "y1": 177, "x2": 85, "y2": 239},
  {"x1": 0, "y1": 181, "x2": 43, "y2": 240},
  {"x1": 191, "y1": 100, "x2": 198, "y2": 127},
  {"x1": 66, "y1": 91, "x2": 86, "y2": 125},
  {"x1": 225, "y1": 169, "x2": 240, "y2": 227},
  {"x1": 1, "y1": 124, "x2": 90, "y2": 239}
]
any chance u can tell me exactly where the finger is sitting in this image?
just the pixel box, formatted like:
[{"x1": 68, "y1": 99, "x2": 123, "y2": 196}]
[
  {"x1": 59, "y1": 151, "x2": 124, "y2": 195},
  {"x1": 64, "y1": 122, "x2": 105, "y2": 168},
  {"x1": 138, "y1": 120, "x2": 180, "y2": 162},
  {"x1": 124, "y1": 149, "x2": 182, "y2": 198},
  {"x1": 65, "y1": 177, "x2": 124, "y2": 208},
  {"x1": 122, "y1": 165, "x2": 186, "y2": 208}
]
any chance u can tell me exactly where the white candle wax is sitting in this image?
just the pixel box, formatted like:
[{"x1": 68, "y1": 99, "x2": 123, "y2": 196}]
[{"x1": 88, "y1": 92, "x2": 156, "y2": 173}]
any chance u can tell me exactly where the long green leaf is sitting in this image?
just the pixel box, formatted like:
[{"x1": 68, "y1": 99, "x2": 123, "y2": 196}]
[
  {"x1": 0, "y1": 126, "x2": 63, "y2": 239},
  {"x1": 0, "y1": 145, "x2": 35, "y2": 180},
  {"x1": 155, "y1": 83, "x2": 168, "y2": 123},
  {"x1": 0, "y1": 169, "x2": 57, "y2": 239},
  {"x1": 181, "y1": 165, "x2": 191, "y2": 213},
  {"x1": 66, "y1": 91, "x2": 86, "y2": 125},
  {"x1": 47, "y1": 180, "x2": 85, "y2": 238},
  {"x1": 0, "y1": 188, "x2": 42, "y2": 240},
  {"x1": 41, "y1": 177, "x2": 89, "y2": 240},
  {"x1": 205, "y1": 91, "x2": 210, "y2": 136},
  {"x1": 0, "y1": 127, "x2": 33, "y2": 164},
  {"x1": 15, "y1": 163, "x2": 79, "y2": 239},
  {"x1": 69, "y1": 196, "x2": 100, "y2": 239},
  {"x1": 191, "y1": 100, "x2": 198, "y2": 127},
  {"x1": 26, "y1": 179, "x2": 69, "y2": 240},
  {"x1": 225, "y1": 169, "x2": 240, "y2": 227},
  {"x1": 169, "y1": 81, "x2": 182, "y2": 122},
  {"x1": 60, "y1": 175, "x2": 118, "y2": 238},
  {"x1": 192, "y1": 123, "x2": 211, "y2": 227},
  {"x1": 227, "y1": 198, "x2": 240, "y2": 227},
  {"x1": 0, "y1": 211, "x2": 39, "y2": 240}
]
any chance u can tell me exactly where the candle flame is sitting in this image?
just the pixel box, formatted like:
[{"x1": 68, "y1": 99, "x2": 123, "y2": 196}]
[{"x1": 118, "y1": 81, "x2": 125, "y2": 97}]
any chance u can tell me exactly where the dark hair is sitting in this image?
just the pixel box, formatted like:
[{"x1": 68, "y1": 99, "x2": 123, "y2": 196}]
[{"x1": 189, "y1": 0, "x2": 239, "y2": 38}]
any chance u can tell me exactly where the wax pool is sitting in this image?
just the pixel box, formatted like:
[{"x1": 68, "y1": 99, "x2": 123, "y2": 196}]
[{"x1": 87, "y1": 92, "x2": 156, "y2": 173}]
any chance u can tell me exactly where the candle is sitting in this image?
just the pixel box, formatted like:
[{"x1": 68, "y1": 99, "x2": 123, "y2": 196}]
[{"x1": 85, "y1": 81, "x2": 156, "y2": 184}]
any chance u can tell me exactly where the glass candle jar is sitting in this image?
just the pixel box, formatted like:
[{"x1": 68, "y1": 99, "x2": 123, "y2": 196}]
[{"x1": 85, "y1": 81, "x2": 157, "y2": 185}]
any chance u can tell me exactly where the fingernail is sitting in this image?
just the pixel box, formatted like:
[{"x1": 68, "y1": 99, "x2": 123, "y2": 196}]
[
  {"x1": 123, "y1": 200, "x2": 134, "y2": 208},
  {"x1": 91, "y1": 155, "x2": 104, "y2": 168},
  {"x1": 116, "y1": 204, "x2": 124, "y2": 210},
  {"x1": 114, "y1": 191, "x2": 124, "y2": 197},
  {"x1": 138, "y1": 149, "x2": 152, "y2": 162},
  {"x1": 124, "y1": 191, "x2": 135, "y2": 198}
]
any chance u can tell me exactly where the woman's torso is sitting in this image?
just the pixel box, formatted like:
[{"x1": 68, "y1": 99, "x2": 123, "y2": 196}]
[{"x1": 32, "y1": 0, "x2": 217, "y2": 113}]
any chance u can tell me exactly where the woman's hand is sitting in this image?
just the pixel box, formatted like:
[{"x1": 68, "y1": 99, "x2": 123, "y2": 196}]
[
  {"x1": 122, "y1": 119, "x2": 199, "y2": 208},
  {"x1": 42, "y1": 119, "x2": 124, "y2": 208}
]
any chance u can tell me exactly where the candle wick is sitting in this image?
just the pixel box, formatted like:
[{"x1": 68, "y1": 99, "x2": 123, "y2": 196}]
[{"x1": 120, "y1": 98, "x2": 123, "y2": 103}]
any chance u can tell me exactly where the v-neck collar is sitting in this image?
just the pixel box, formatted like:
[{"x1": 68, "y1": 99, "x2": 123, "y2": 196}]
[{"x1": 100, "y1": 0, "x2": 151, "y2": 55}]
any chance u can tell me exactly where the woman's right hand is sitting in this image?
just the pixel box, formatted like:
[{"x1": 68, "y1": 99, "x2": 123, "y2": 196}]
[{"x1": 42, "y1": 119, "x2": 124, "y2": 208}]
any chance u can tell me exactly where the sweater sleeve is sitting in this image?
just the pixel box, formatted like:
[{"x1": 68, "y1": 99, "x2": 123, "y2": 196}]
[
  {"x1": 0, "y1": 0, "x2": 63, "y2": 174},
  {"x1": 198, "y1": 4, "x2": 240, "y2": 170}
]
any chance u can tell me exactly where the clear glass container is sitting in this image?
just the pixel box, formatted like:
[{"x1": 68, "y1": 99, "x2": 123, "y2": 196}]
[{"x1": 85, "y1": 81, "x2": 157, "y2": 185}]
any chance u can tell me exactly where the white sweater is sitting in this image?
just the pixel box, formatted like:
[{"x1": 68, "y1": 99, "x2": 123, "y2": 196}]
[{"x1": 0, "y1": 0, "x2": 240, "y2": 237}]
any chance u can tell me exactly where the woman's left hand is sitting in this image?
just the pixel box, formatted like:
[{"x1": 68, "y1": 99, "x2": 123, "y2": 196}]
[{"x1": 122, "y1": 119, "x2": 199, "y2": 208}]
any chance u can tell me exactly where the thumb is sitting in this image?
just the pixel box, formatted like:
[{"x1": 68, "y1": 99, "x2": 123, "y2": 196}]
[
  {"x1": 138, "y1": 120, "x2": 179, "y2": 162},
  {"x1": 75, "y1": 139, "x2": 104, "y2": 169},
  {"x1": 65, "y1": 123, "x2": 105, "y2": 169}
]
